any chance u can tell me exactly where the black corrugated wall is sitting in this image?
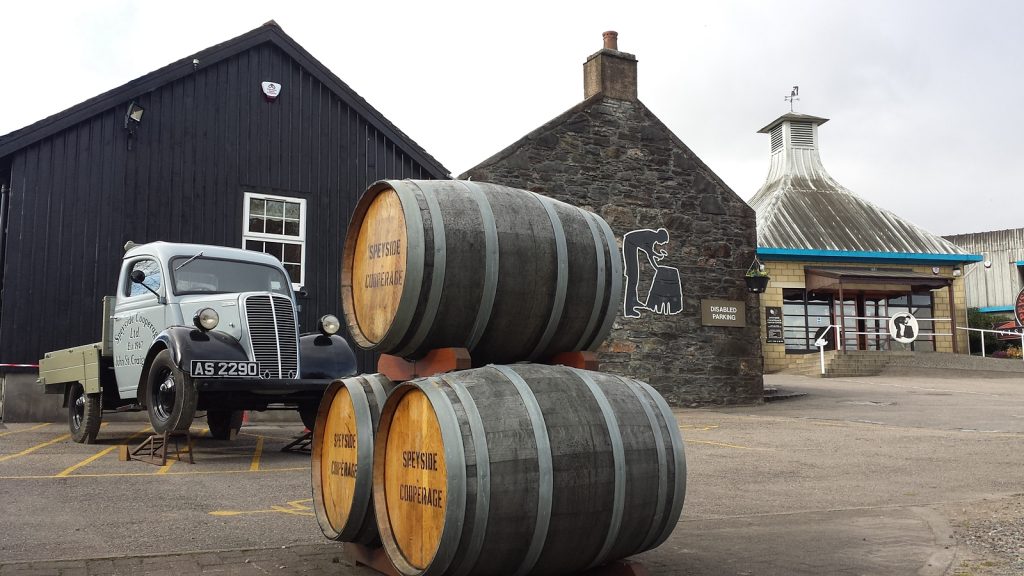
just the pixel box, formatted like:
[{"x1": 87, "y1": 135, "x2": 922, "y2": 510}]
[{"x1": 0, "y1": 43, "x2": 440, "y2": 372}]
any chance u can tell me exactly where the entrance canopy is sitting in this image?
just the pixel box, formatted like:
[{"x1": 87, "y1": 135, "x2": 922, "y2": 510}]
[
  {"x1": 805, "y1": 267, "x2": 952, "y2": 292},
  {"x1": 802, "y1": 266, "x2": 958, "y2": 353}
]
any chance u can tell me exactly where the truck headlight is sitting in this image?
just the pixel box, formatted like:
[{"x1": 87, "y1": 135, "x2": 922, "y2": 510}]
[
  {"x1": 318, "y1": 314, "x2": 341, "y2": 336},
  {"x1": 194, "y1": 308, "x2": 220, "y2": 331}
]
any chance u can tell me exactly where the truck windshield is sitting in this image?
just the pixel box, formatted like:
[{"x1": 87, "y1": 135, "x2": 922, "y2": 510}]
[{"x1": 169, "y1": 256, "x2": 292, "y2": 296}]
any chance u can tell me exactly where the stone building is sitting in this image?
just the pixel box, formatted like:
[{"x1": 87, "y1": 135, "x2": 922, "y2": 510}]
[
  {"x1": 463, "y1": 33, "x2": 762, "y2": 406},
  {"x1": 748, "y1": 112, "x2": 981, "y2": 372}
]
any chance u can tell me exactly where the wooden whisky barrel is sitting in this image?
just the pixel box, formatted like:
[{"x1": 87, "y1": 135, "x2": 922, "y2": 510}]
[
  {"x1": 311, "y1": 373, "x2": 395, "y2": 544},
  {"x1": 372, "y1": 364, "x2": 686, "y2": 576},
  {"x1": 341, "y1": 180, "x2": 622, "y2": 365}
]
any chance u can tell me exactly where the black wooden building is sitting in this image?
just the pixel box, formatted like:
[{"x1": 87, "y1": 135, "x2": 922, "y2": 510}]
[{"x1": 0, "y1": 22, "x2": 448, "y2": 410}]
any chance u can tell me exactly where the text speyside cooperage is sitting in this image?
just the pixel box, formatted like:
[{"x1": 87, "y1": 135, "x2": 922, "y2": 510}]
[
  {"x1": 398, "y1": 450, "x2": 443, "y2": 509},
  {"x1": 329, "y1": 433, "x2": 358, "y2": 478},
  {"x1": 364, "y1": 238, "x2": 404, "y2": 290}
]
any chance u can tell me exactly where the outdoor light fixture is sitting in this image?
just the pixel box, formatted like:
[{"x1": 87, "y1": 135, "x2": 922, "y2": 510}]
[
  {"x1": 124, "y1": 101, "x2": 144, "y2": 129},
  {"x1": 952, "y1": 266, "x2": 962, "y2": 277},
  {"x1": 124, "y1": 101, "x2": 145, "y2": 150}
]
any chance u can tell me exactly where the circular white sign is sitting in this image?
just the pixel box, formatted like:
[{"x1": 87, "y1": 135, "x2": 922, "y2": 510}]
[{"x1": 888, "y1": 312, "x2": 919, "y2": 344}]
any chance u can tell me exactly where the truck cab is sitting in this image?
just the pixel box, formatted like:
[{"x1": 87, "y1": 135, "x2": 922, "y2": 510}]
[{"x1": 38, "y1": 241, "x2": 357, "y2": 443}]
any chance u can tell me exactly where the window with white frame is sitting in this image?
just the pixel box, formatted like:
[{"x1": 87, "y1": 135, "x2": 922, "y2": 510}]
[{"x1": 242, "y1": 192, "x2": 306, "y2": 288}]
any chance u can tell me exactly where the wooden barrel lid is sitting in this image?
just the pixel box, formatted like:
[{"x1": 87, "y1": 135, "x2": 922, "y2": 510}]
[
  {"x1": 351, "y1": 187, "x2": 408, "y2": 345},
  {"x1": 318, "y1": 385, "x2": 360, "y2": 533},
  {"x1": 382, "y1": 388, "x2": 447, "y2": 569}
]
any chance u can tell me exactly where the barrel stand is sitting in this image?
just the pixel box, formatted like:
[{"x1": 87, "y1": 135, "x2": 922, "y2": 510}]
[
  {"x1": 119, "y1": 430, "x2": 195, "y2": 466},
  {"x1": 344, "y1": 543, "x2": 400, "y2": 576},
  {"x1": 377, "y1": 348, "x2": 599, "y2": 382}
]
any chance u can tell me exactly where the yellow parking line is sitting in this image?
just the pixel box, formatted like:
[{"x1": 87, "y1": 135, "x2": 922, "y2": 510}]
[
  {"x1": 239, "y1": 431, "x2": 303, "y2": 442},
  {"x1": 57, "y1": 447, "x2": 117, "y2": 477},
  {"x1": 687, "y1": 439, "x2": 769, "y2": 451},
  {"x1": 680, "y1": 424, "x2": 720, "y2": 431},
  {"x1": 210, "y1": 498, "x2": 313, "y2": 518},
  {"x1": 56, "y1": 426, "x2": 153, "y2": 477},
  {"x1": 0, "y1": 423, "x2": 52, "y2": 437},
  {"x1": 250, "y1": 436, "x2": 264, "y2": 471},
  {"x1": 0, "y1": 466, "x2": 308, "y2": 480},
  {"x1": 0, "y1": 433, "x2": 72, "y2": 463}
]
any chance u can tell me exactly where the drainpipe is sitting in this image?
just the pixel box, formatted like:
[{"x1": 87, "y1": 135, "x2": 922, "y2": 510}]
[
  {"x1": 0, "y1": 181, "x2": 8, "y2": 303},
  {"x1": 0, "y1": 181, "x2": 8, "y2": 296}
]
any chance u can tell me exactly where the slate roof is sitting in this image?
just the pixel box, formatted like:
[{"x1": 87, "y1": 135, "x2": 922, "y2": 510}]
[
  {"x1": 0, "y1": 21, "x2": 449, "y2": 176},
  {"x1": 748, "y1": 113, "x2": 972, "y2": 259}
]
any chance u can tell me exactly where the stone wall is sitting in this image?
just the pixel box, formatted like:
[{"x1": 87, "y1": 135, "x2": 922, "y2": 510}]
[{"x1": 464, "y1": 96, "x2": 763, "y2": 406}]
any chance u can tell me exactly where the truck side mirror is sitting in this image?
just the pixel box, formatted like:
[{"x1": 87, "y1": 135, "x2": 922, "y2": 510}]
[{"x1": 129, "y1": 268, "x2": 165, "y2": 303}]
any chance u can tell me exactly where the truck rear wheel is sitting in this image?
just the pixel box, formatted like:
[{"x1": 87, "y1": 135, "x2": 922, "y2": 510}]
[
  {"x1": 68, "y1": 382, "x2": 102, "y2": 444},
  {"x1": 208, "y1": 410, "x2": 244, "y2": 440},
  {"x1": 146, "y1": 350, "x2": 198, "y2": 433}
]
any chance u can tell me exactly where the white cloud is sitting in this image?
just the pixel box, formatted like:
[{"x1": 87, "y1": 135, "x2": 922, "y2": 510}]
[{"x1": 2, "y1": 0, "x2": 1022, "y2": 235}]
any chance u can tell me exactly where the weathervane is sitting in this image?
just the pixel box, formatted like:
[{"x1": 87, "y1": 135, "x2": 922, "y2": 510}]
[{"x1": 784, "y1": 86, "x2": 799, "y2": 112}]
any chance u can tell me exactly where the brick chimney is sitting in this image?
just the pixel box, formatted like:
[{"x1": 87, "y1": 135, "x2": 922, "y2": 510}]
[{"x1": 584, "y1": 31, "x2": 638, "y2": 101}]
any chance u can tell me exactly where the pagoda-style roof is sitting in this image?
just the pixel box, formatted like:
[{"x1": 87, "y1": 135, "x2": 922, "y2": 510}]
[{"x1": 749, "y1": 112, "x2": 978, "y2": 263}]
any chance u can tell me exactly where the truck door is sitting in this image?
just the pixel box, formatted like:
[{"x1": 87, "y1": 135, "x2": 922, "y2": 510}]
[{"x1": 112, "y1": 257, "x2": 167, "y2": 398}]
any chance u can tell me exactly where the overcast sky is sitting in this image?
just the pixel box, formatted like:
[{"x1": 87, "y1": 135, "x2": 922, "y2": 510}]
[{"x1": 2, "y1": 0, "x2": 1021, "y2": 236}]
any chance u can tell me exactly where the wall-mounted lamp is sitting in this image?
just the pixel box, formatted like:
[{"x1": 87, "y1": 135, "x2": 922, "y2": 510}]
[
  {"x1": 952, "y1": 266, "x2": 962, "y2": 277},
  {"x1": 124, "y1": 101, "x2": 145, "y2": 150}
]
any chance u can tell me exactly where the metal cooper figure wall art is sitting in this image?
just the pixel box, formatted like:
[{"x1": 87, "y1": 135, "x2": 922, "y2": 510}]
[{"x1": 622, "y1": 228, "x2": 683, "y2": 318}]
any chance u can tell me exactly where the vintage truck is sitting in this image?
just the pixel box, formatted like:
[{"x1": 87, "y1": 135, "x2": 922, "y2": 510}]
[{"x1": 37, "y1": 241, "x2": 357, "y2": 443}]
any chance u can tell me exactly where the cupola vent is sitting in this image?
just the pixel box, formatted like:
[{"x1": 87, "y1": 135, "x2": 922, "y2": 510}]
[
  {"x1": 790, "y1": 122, "x2": 814, "y2": 148},
  {"x1": 770, "y1": 125, "x2": 783, "y2": 152}
]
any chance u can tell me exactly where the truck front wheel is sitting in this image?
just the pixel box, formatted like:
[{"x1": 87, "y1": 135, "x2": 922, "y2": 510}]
[
  {"x1": 68, "y1": 382, "x2": 102, "y2": 444},
  {"x1": 207, "y1": 410, "x2": 244, "y2": 440},
  {"x1": 146, "y1": 350, "x2": 198, "y2": 433}
]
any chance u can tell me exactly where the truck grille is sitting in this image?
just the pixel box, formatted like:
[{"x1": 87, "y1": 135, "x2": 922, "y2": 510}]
[{"x1": 244, "y1": 294, "x2": 299, "y2": 379}]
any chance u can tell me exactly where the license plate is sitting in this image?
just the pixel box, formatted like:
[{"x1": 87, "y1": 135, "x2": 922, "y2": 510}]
[{"x1": 190, "y1": 360, "x2": 259, "y2": 378}]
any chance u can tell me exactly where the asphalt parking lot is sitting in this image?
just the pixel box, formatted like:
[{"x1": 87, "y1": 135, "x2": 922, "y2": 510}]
[{"x1": 1, "y1": 370, "x2": 1022, "y2": 576}]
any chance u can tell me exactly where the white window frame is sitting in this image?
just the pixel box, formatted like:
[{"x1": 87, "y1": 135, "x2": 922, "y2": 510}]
[{"x1": 242, "y1": 192, "x2": 307, "y2": 290}]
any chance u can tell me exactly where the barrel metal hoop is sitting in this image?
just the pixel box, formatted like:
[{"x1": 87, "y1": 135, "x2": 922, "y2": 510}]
[
  {"x1": 527, "y1": 193, "x2": 569, "y2": 360},
  {"x1": 638, "y1": 381, "x2": 686, "y2": 548},
  {"x1": 460, "y1": 181, "x2": 499, "y2": 350},
  {"x1": 339, "y1": 376, "x2": 374, "y2": 540},
  {"x1": 575, "y1": 210, "x2": 608, "y2": 351},
  {"x1": 615, "y1": 375, "x2": 668, "y2": 552},
  {"x1": 312, "y1": 380, "x2": 342, "y2": 540},
  {"x1": 373, "y1": 386, "x2": 412, "y2": 574},
  {"x1": 397, "y1": 182, "x2": 447, "y2": 357},
  {"x1": 378, "y1": 181, "x2": 427, "y2": 351},
  {"x1": 365, "y1": 373, "x2": 390, "y2": 429},
  {"x1": 573, "y1": 369, "x2": 626, "y2": 569},
  {"x1": 438, "y1": 374, "x2": 491, "y2": 576},
  {"x1": 492, "y1": 365, "x2": 553, "y2": 576},
  {"x1": 589, "y1": 215, "x2": 622, "y2": 351},
  {"x1": 419, "y1": 377, "x2": 468, "y2": 575}
]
